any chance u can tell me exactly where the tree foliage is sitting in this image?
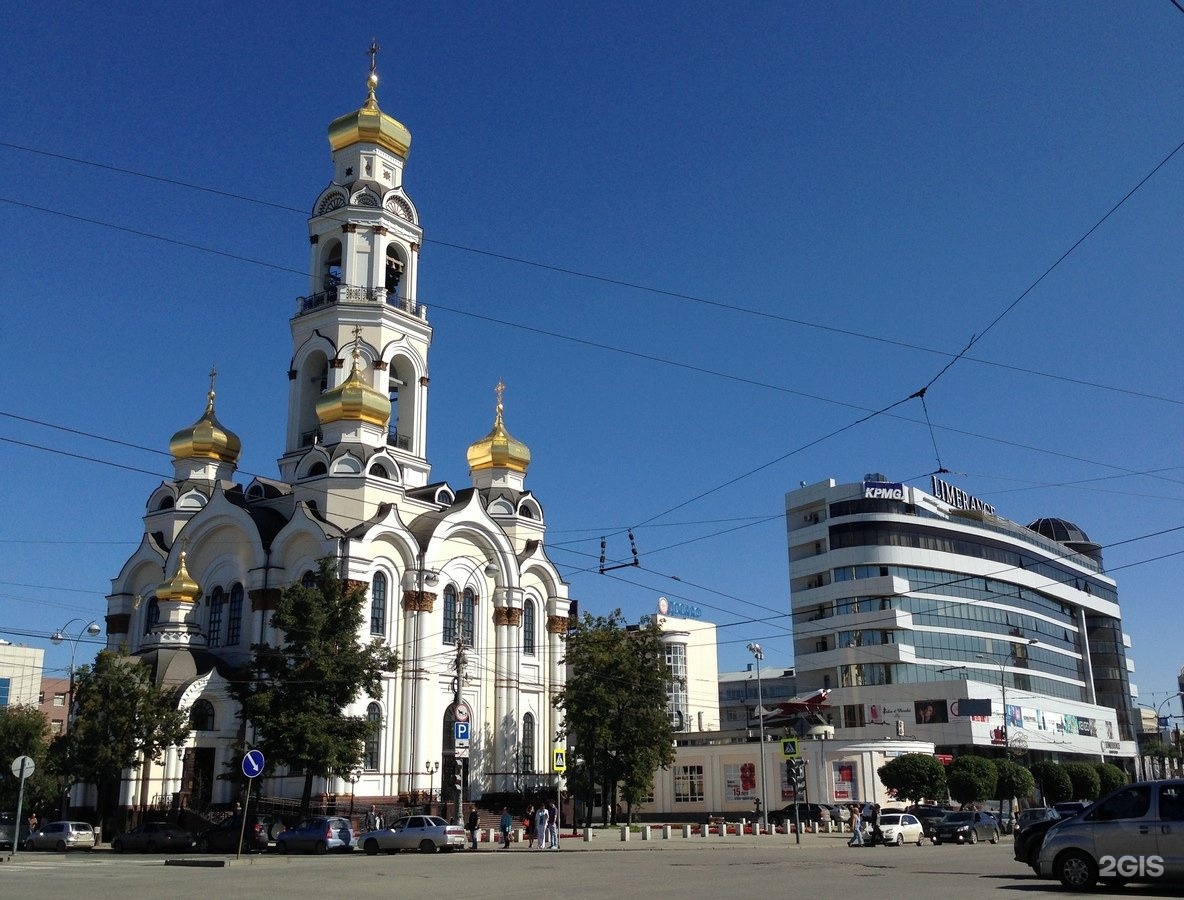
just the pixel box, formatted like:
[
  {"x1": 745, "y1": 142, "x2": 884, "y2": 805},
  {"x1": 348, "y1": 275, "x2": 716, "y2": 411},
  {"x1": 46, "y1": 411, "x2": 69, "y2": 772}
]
[
  {"x1": 1094, "y1": 762, "x2": 1129, "y2": 796},
  {"x1": 994, "y1": 759, "x2": 1036, "y2": 804},
  {"x1": 58, "y1": 650, "x2": 191, "y2": 829},
  {"x1": 1029, "y1": 760, "x2": 1072, "y2": 805},
  {"x1": 877, "y1": 753, "x2": 947, "y2": 804},
  {"x1": 946, "y1": 756, "x2": 997, "y2": 806},
  {"x1": 554, "y1": 610, "x2": 677, "y2": 825},
  {"x1": 234, "y1": 559, "x2": 398, "y2": 815},
  {"x1": 0, "y1": 705, "x2": 59, "y2": 814},
  {"x1": 1061, "y1": 761, "x2": 1102, "y2": 801}
]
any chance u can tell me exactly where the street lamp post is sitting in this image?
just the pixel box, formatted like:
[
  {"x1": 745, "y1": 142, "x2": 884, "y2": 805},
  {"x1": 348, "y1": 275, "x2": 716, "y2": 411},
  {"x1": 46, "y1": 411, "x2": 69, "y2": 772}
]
[
  {"x1": 425, "y1": 761, "x2": 439, "y2": 811},
  {"x1": 976, "y1": 638, "x2": 1038, "y2": 757},
  {"x1": 52, "y1": 618, "x2": 101, "y2": 817},
  {"x1": 746, "y1": 643, "x2": 768, "y2": 831}
]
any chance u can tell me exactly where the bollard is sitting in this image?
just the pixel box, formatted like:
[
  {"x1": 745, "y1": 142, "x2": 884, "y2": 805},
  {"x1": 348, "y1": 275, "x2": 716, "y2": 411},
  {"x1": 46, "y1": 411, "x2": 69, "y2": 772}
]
[
  {"x1": 515, "y1": 827, "x2": 524, "y2": 844},
  {"x1": 619, "y1": 824, "x2": 629, "y2": 842},
  {"x1": 583, "y1": 826, "x2": 592, "y2": 843},
  {"x1": 641, "y1": 825, "x2": 652, "y2": 841},
  {"x1": 702, "y1": 823, "x2": 710, "y2": 838},
  {"x1": 682, "y1": 824, "x2": 691, "y2": 839},
  {"x1": 662, "y1": 825, "x2": 671, "y2": 840}
]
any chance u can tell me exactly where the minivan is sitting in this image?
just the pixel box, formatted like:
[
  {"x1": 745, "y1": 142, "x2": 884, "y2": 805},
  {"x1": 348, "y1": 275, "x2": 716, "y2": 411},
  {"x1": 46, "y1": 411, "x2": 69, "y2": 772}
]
[{"x1": 1037, "y1": 779, "x2": 1184, "y2": 890}]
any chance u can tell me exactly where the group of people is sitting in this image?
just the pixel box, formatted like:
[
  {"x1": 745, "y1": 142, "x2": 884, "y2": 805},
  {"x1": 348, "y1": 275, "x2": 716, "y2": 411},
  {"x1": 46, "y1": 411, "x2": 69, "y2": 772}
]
[
  {"x1": 846, "y1": 802, "x2": 882, "y2": 847},
  {"x1": 521, "y1": 802, "x2": 561, "y2": 850}
]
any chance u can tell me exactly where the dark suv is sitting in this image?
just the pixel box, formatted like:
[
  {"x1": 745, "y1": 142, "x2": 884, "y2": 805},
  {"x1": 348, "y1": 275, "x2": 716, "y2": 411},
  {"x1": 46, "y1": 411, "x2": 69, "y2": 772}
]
[
  {"x1": 197, "y1": 816, "x2": 276, "y2": 853},
  {"x1": 932, "y1": 810, "x2": 999, "y2": 844}
]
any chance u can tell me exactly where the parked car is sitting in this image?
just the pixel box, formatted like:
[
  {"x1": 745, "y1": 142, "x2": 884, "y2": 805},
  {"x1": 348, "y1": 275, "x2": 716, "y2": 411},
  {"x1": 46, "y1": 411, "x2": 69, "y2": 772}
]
[
  {"x1": 275, "y1": 816, "x2": 353, "y2": 854},
  {"x1": 932, "y1": 811, "x2": 999, "y2": 845},
  {"x1": 197, "y1": 815, "x2": 276, "y2": 853},
  {"x1": 909, "y1": 806, "x2": 951, "y2": 837},
  {"x1": 111, "y1": 821, "x2": 194, "y2": 853},
  {"x1": 1037, "y1": 779, "x2": 1184, "y2": 890},
  {"x1": 1014, "y1": 816, "x2": 1062, "y2": 872},
  {"x1": 1016, "y1": 807, "x2": 1060, "y2": 832},
  {"x1": 24, "y1": 821, "x2": 96, "y2": 852},
  {"x1": 0, "y1": 813, "x2": 16, "y2": 851},
  {"x1": 877, "y1": 812, "x2": 926, "y2": 846},
  {"x1": 358, "y1": 815, "x2": 467, "y2": 854}
]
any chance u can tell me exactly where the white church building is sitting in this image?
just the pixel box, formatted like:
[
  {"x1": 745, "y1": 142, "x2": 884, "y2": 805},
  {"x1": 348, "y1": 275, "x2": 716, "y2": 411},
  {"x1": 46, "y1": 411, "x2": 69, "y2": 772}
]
[{"x1": 101, "y1": 59, "x2": 572, "y2": 816}]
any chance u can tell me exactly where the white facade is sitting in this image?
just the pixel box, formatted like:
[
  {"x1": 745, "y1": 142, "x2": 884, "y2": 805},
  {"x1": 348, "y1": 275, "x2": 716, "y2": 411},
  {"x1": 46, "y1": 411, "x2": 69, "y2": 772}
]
[
  {"x1": 101, "y1": 66, "x2": 572, "y2": 814},
  {"x1": 785, "y1": 476, "x2": 1138, "y2": 763},
  {"x1": 0, "y1": 643, "x2": 45, "y2": 708},
  {"x1": 643, "y1": 604, "x2": 721, "y2": 733}
]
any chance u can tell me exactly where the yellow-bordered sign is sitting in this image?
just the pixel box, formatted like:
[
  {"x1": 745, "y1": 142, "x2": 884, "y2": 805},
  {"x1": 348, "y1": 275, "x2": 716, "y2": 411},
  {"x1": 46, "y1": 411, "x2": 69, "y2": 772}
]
[
  {"x1": 553, "y1": 749, "x2": 567, "y2": 772},
  {"x1": 781, "y1": 738, "x2": 800, "y2": 759}
]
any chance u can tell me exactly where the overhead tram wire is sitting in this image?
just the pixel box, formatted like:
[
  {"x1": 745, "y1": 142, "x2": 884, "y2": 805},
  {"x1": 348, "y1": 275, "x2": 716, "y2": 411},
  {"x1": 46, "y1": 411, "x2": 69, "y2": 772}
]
[{"x1": 1, "y1": 141, "x2": 1182, "y2": 408}]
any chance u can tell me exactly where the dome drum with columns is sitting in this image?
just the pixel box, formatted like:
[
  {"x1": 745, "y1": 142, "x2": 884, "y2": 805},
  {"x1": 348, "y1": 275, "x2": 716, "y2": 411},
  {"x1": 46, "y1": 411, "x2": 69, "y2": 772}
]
[{"x1": 100, "y1": 56, "x2": 572, "y2": 818}]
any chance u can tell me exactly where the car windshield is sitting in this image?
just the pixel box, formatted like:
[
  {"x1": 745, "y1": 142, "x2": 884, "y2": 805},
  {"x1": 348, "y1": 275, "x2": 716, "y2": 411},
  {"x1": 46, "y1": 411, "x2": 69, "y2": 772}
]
[
  {"x1": 943, "y1": 812, "x2": 973, "y2": 823},
  {"x1": 880, "y1": 815, "x2": 903, "y2": 825}
]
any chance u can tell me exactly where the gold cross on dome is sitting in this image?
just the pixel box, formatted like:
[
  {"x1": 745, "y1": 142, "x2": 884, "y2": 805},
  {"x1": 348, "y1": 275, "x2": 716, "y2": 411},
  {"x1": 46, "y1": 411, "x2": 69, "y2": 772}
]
[
  {"x1": 495, "y1": 380, "x2": 505, "y2": 410},
  {"x1": 367, "y1": 38, "x2": 380, "y2": 74}
]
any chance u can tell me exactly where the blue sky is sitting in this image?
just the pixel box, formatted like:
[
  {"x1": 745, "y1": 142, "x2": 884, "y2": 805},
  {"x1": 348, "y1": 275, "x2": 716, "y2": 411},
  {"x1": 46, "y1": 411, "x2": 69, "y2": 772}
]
[{"x1": 2, "y1": 2, "x2": 1183, "y2": 713}]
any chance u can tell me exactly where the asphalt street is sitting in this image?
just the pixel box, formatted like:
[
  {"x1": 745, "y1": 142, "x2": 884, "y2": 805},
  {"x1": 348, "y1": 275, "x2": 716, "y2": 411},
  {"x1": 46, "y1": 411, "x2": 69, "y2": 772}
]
[{"x1": 2, "y1": 832, "x2": 1182, "y2": 899}]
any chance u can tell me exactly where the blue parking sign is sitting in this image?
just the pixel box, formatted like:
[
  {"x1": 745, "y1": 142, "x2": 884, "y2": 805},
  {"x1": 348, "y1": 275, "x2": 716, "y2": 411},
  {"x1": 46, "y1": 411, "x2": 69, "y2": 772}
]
[{"x1": 454, "y1": 721, "x2": 470, "y2": 742}]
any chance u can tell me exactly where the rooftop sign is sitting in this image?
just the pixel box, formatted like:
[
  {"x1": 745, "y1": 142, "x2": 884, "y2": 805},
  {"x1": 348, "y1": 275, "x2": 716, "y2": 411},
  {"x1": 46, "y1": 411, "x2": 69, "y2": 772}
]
[{"x1": 931, "y1": 475, "x2": 996, "y2": 516}]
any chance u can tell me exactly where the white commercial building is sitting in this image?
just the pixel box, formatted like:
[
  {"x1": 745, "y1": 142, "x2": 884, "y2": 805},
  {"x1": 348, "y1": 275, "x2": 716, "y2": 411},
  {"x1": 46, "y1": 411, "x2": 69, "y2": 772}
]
[{"x1": 0, "y1": 642, "x2": 45, "y2": 708}]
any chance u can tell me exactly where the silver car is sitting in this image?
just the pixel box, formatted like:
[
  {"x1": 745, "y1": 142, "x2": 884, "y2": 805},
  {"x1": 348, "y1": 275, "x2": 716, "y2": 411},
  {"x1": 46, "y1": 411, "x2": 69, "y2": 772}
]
[
  {"x1": 357, "y1": 815, "x2": 467, "y2": 854},
  {"x1": 1037, "y1": 779, "x2": 1184, "y2": 890},
  {"x1": 24, "y1": 821, "x2": 96, "y2": 852}
]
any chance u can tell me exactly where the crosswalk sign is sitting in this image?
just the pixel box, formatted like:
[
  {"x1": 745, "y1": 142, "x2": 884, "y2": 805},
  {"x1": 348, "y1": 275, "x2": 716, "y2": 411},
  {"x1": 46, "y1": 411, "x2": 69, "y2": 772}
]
[
  {"x1": 781, "y1": 738, "x2": 800, "y2": 759},
  {"x1": 553, "y1": 749, "x2": 567, "y2": 772}
]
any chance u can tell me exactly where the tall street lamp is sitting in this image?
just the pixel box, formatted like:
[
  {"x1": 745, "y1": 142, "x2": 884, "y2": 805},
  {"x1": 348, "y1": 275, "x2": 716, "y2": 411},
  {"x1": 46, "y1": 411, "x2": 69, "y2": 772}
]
[
  {"x1": 746, "y1": 642, "x2": 768, "y2": 830},
  {"x1": 976, "y1": 638, "x2": 1038, "y2": 757},
  {"x1": 52, "y1": 618, "x2": 101, "y2": 817},
  {"x1": 425, "y1": 761, "x2": 439, "y2": 810}
]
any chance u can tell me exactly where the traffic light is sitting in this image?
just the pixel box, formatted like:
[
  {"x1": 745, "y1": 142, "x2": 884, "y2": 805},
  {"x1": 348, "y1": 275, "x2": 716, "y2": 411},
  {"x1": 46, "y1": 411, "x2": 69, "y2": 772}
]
[
  {"x1": 786, "y1": 759, "x2": 805, "y2": 793},
  {"x1": 453, "y1": 771, "x2": 463, "y2": 793},
  {"x1": 896, "y1": 719, "x2": 905, "y2": 737}
]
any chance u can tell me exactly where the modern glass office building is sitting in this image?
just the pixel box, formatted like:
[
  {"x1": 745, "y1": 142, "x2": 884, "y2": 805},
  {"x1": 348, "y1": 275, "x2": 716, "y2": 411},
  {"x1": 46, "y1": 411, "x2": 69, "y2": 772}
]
[{"x1": 785, "y1": 475, "x2": 1138, "y2": 764}]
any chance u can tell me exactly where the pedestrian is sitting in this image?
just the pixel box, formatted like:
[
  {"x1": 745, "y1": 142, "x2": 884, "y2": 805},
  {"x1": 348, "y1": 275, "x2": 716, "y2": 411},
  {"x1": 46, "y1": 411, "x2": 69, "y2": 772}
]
[
  {"x1": 545, "y1": 801, "x2": 559, "y2": 849},
  {"x1": 870, "y1": 802, "x2": 882, "y2": 846},
  {"x1": 26, "y1": 812, "x2": 38, "y2": 836},
  {"x1": 467, "y1": 808, "x2": 481, "y2": 850},
  {"x1": 363, "y1": 804, "x2": 381, "y2": 832},
  {"x1": 524, "y1": 805, "x2": 535, "y2": 845},
  {"x1": 847, "y1": 805, "x2": 864, "y2": 846},
  {"x1": 534, "y1": 804, "x2": 548, "y2": 850},
  {"x1": 499, "y1": 807, "x2": 513, "y2": 849}
]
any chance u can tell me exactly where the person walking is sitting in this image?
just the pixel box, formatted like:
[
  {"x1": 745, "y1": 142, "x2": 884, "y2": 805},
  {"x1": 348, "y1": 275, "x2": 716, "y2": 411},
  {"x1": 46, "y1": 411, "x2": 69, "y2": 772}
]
[
  {"x1": 545, "y1": 801, "x2": 559, "y2": 849},
  {"x1": 467, "y1": 808, "x2": 481, "y2": 850},
  {"x1": 847, "y1": 805, "x2": 864, "y2": 846},
  {"x1": 499, "y1": 807, "x2": 513, "y2": 849},
  {"x1": 870, "y1": 803, "x2": 882, "y2": 846},
  {"x1": 363, "y1": 804, "x2": 381, "y2": 832},
  {"x1": 524, "y1": 805, "x2": 535, "y2": 846},
  {"x1": 534, "y1": 804, "x2": 548, "y2": 850}
]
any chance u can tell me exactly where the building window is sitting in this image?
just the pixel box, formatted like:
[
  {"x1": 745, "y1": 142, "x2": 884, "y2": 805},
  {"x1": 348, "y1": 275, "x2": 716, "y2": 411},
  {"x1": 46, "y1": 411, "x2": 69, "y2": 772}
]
[
  {"x1": 208, "y1": 586, "x2": 224, "y2": 647},
  {"x1": 462, "y1": 589, "x2": 476, "y2": 646},
  {"x1": 665, "y1": 643, "x2": 688, "y2": 731},
  {"x1": 523, "y1": 599, "x2": 536, "y2": 655},
  {"x1": 190, "y1": 700, "x2": 215, "y2": 731},
  {"x1": 50, "y1": 719, "x2": 63, "y2": 735},
  {"x1": 364, "y1": 702, "x2": 382, "y2": 770},
  {"x1": 371, "y1": 572, "x2": 387, "y2": 635},
  {"x1": 144, "y1": 596, "x2": 159, "y2": 635},
  {"x1": 522, "y1": 713, "x2": 535, "y2": 772},
  {"x1": 53, "y1": 693, "x2": 66, "y2": 707},
  {"x1": 301, "y1": 570, "x2": 316, "y2": 589},
  {"x1": 0, "y1": 678, "x2": 10, "y2": 707},
  {"x1": 674, "y1": 765, "x2": 705, "y2": 803},
  {"x1": 443, "y1": 585, "x2": 458, "y2": 645},
  {"x1": 228, "y1": 583, "x2": 244, "y2": 645}
]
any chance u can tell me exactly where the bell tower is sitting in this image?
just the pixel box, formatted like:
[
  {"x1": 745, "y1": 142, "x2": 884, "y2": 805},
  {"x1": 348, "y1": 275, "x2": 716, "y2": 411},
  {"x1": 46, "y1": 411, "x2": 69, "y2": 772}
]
[{"x1": 281, "y1": 43, "x2": 433, "y2": 487}]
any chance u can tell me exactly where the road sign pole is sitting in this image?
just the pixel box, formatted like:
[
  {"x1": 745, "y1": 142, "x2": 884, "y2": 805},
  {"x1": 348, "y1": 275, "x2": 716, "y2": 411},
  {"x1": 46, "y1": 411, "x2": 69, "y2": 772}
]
[
  {"x1": 237, "y1": 777, "x2": 253, "y2": 861},
  {"x1": 12, "y1": 756, "x2": 34, "y2": 856}
]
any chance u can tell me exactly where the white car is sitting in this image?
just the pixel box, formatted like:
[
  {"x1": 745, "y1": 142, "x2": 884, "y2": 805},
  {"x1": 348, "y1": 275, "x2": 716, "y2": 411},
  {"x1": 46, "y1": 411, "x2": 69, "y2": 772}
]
[
  {"x1": 877, "y1": 812, "x2": 926, "y2": 846},
  {"x1": 357, "y1": 815, "x2": 467, "y2": 854}
]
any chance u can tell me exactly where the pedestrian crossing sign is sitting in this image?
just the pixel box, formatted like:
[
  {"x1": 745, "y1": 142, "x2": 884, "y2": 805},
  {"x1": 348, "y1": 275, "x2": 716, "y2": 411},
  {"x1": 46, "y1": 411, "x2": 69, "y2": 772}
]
[
  {"x1": 781, "y1": 738, "x2": 800, "y2": 759},
  {"x1": 553, "y1": 749, "x2": 567, "y2": 772}
]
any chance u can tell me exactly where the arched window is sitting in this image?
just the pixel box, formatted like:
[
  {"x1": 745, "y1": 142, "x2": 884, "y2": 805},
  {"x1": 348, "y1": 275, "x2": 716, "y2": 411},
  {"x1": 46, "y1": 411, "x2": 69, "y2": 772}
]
[
  {"x1": 370, "y1": 464, "x2": 389, "y2": 479},
  {"x1": 322, "y1": 240, "x2": 342, "y2": 295},
  {"x1": 143, "y1": 596, "x2": 159, "y2": 635},
  {"x1": 443, "y1": 585, "x2": 458, "y2": 645},
  {"x1": 307, "y1": 462, "x2": 327, "y2": 477},
  {"x1": 301, "y1": 570, "x2": 317, "y2": 589},
  {"x1": 462, "y1": 588, "x2": 476, "y2": 647},
  {"x1": 523, "y1": 599, "x2": 536, "y2": 655},
  {"x1": 156, "y1": 496, "x2": 175, "y2": 511},
  {"x1": 228, "y1": 583, "x2": 244, "y2": 645},
  {"x1": 191, "y1": 699, "x2": 215, "y2": 731},
  {"x1": 522, "y1": 713, "x2": 536, "y2": 773},
  {"x1": 371, "y1": 572, "x2": 387, "y2": 635},
  {"x1": 364, "y1": 702, "x2": 382, "y2": 770},
  {"x1": 384, "y1": 245, "x2": 403, "y2": 300},
  {"x1": 208, "y1": 586, "x2": 224, "y2": 647}
]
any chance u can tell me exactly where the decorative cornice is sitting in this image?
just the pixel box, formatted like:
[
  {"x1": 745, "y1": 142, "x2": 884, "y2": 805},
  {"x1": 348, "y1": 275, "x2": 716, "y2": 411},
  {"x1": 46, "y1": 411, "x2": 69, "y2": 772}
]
[
  {"x1": 342, "y1": 222, "x2": 358, "y2": 233},
  {"x1": 343, "y1": 578, "x2": 368, "y2": 593},
  {"x1": 403, "y1": 589, "x2": 436, "y2": 612},
  {"x1": 546, "y1": 615, "x2": 569, "y2": 634}
]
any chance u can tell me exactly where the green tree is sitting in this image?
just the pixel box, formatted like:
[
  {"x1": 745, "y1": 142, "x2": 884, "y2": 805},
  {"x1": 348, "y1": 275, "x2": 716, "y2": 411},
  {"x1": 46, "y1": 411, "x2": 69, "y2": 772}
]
[
  {"x1": 0, "y1": 705, "x2": 60, "y2": 814},
  {"x1": 946, "y1": 756, "x2": 997, "y2": 807},
  {"x1": 1094, "y1": 762, "x2": 1128, "y2": 796},
  {"x1": 234, "y1": 559, "x2": 398, "y2": 816},
  {"x1": 878, "y1": 753, "x2": 947, "y2": 804},
  {"x1": 1061, "y1": 761, "x2": 1101, "y2": 801},
  {"x1": 57, "y1": 650, "x2": 191, "y2": 832},
  {"x1": 555, "y1": 610, "x2": 677, "y2": 826},
  {"x1": 994, "y1": 759, "x2": 1036, "y2": 804},
  {"x1": 1029, "y1": 761, "x2": 1072, "y2": 805}
]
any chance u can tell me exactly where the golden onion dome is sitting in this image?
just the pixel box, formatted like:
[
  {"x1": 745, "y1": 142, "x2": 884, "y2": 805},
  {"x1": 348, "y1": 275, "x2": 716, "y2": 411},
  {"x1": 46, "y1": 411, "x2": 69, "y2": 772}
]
[
  {"x1": 169, "y1": 374, "x2": 242, "y2": 464},
  {"x1": 467, "y1": 382, "x2": 531, "y2": 474},
  {"x1": 327, "y1": 65, "x2": 412, "y2": 160},
  {"x1": 316, "y1": 343, "x2": 391, "y2": 427},
  {"x1": 156, "y1": 547, "x2": 201, "y2": 603}
]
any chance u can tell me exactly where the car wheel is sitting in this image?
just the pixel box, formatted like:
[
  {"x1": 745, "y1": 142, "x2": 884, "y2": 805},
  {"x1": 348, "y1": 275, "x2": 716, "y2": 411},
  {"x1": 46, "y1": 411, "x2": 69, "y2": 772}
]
[
  {"x1": 364, "y1": 838, "x2": 379, "y2": 856},
  {"x1": 419, "y1": 838, "x2": 437, "y2": 854},
  {"x1": 276, "y1": 841, "x2": 288, "y2": 854},
  {"x1": 314, "y1": 840, "x2": 327, "y2": 855},
  {"x1": 56, "y1": 840, "x2": 67, "y2": 852},
  {"x1": 895, "y1": 833, "x2": 904, "y2": 846},
  {"x1": 933, "y1": 838, "x2": 942, "y2": 845},
  {"x1": 112, "y1": 839, "x2": 124, "y2": 853},
  {"x1": 916, "y1": 832, "x2": 924, "y2": 846},
  {"x1": 968, "y1": 830, "x2": 978, "y2": 845},
  {"x1": 989, "y1": 830, "x2": 999, "y2": 844},
  {"x1": 1056, "y1": 849, "x2": 1098, "y2": 891}
]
